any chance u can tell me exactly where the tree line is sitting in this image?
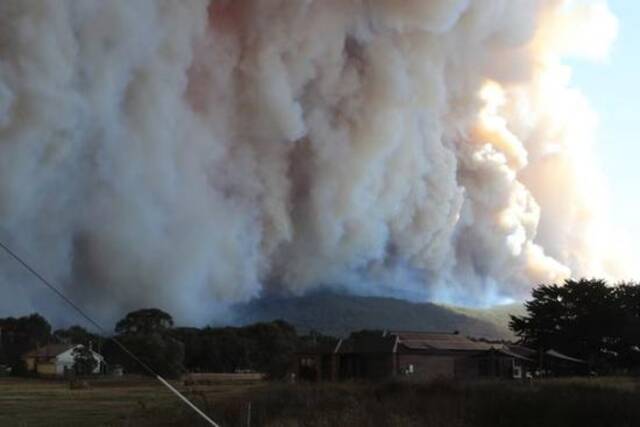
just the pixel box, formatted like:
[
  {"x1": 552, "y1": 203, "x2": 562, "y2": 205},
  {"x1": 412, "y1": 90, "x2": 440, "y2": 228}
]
[
  {"x1": 0, "y1": 308, "x2": 334, "y2": 379},
  {"x1": 3, "y1": 278, "x2": 640, "y2": 379}
]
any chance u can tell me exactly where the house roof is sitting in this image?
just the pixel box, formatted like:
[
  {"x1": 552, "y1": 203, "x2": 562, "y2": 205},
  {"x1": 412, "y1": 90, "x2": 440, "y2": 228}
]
[
  {"x1": 23, "y1": 344, "x2": 74, "y2": 359},
  {"x1": 335, "y1": 330, "x2": 498, "y2": 354},
  {"x1": 389, "y1": 331, "x2": 496, "y2": 352},
  {"x1": 546, "y1": 349, "x2": 586, "y2": 364},
  {"x1": 505, "y1": 344, "x2": 537, "y2": 359},
  {"x1": 497, "y1": 347, "x2": 534, "y2": 362},
  {"x1": 23, "y1": 344, "x2": 104, "y2": 360},
  {"x1": 336, "y1": 334, "x2": 397, "y2": 354}
]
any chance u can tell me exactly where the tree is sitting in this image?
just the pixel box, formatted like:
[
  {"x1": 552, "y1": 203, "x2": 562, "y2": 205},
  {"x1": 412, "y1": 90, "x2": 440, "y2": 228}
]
[
  {"x1": 0, "y1": 313, "x2": 52, "y2": 374},
  {"x1": 510, "y1": 278, "x2": 632, "y2": 371},
  {"x1": 611, "y1": 284, "x2": 640, "y2": 370},
  {"x1": 173, "y1": 320, "x2": 303, "y2": 379},
  {"x1": 72, "y1": 345, "x2": 98, "y2": 376},
  {"x1": 54, "y1": 326, "x2": 103, "y2": 348},
  {"x1": 241, "y1": 320, "x2": 299, "y2": 378},
  {"x1": 104, "y1": 308, "x2": 184, "y2": 378},
  {"x1": 115, "y1": 308, "x2": 173, "y2": 335}
]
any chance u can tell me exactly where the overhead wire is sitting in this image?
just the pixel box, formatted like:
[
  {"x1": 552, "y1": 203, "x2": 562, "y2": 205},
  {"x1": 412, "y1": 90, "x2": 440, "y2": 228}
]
[{"x1": 0, "y1": 239, "x2": 220, "y2": 427}]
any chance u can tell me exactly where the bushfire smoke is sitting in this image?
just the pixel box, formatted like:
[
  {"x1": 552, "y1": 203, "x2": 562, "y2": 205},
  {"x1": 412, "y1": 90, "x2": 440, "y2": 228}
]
[{"x1": 0, "y1": 0, "x2": 628, "y2": 323}]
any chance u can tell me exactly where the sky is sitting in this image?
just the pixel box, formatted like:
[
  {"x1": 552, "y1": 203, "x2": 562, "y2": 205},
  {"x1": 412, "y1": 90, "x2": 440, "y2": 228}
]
[
  {"x1": 569, "y1": 0, "x2": 640, "y2": 267},
  {"x1": 0, "y1": 1, "x2": 637, "y2": 325}
]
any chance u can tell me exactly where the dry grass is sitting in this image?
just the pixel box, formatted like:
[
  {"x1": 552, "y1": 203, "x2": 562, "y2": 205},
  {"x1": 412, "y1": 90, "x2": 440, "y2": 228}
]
[
  {"x1": 2, "y1": 376, "x2": 640, "y2": 426},
  {"x1": 0, "y1": 376, "x2": 260, "y2": 427},
  {"x1": 197, "y1": 377, "x2": 640, "y2": 427},
  {"x1": 184, "y1": 373, "x2": 266, "y2": 385}
]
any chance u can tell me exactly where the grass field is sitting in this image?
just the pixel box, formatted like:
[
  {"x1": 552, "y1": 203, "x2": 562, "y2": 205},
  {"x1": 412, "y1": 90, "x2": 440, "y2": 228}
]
[
  {"x1": 0, "y1": 376, "x2": 260, "y2": 426},
  {"x1": 2, "y1": 376, "x2": 640, "y2": 426}
]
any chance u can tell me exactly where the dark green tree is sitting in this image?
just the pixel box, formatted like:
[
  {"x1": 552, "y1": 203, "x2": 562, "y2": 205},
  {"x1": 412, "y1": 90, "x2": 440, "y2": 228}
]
[
  {"x1": 241, "y1": 320, "x2": 298, "y2": 378},
  {"x1": 107, "y1": 334, "x2": 184, "y2": 378},
  {"x1": 0, "y1": 313, "x2": 52, "y2": 375},
  {"x1": 173, "y1": 320, "x2": 302, "y2": 379},
  {"x1": 115, "y1": 308, "x2": 173, "y2": 335},
  {"x1": 104, "y1": 308, "x2": 184, "y2": 378},
  {"x1": 510, "y1": 278, "x2": 624, "y2": 370},
  {"x1": 54, "y1": 325, "x2": 103, "y2": 348},
  {"x1": 612, "y1": 283, "x2": 640, "y2": 370},
  {"x1": 72, "y1": 345, "x2": 98, "y2": 376}
]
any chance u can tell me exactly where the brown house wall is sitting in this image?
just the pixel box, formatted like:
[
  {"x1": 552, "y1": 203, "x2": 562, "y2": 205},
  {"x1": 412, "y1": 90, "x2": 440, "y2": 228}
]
[
  {"x1": 454, "y1": 356, "x2": 481, "y2": 379},
  {"x1": 298, "y1": 347, "x2": 524, "y2": 382},
  {"x1": 296, "y1": 354, "x2": 339, "y2": 381},
  {"x1": 24, "y1": 357, "x2": 58, "y2": 376},
  {"x1": 36, "y1": 363, "x2": 57, "y2": 376},
  {"x1": 339, "y1": 353, "x2": 490, "y2": 381},
  {"x1": 25, "y1": 357, "x2": 36, "y2": 371},
  {"x1": 397, "y1": 354, "x2": 456, "y2": 380},
  {"x1": 364, "y1": 354, "x2": 394, "y2": 379},
  {"x1": 337, "y1": 354, "x2": 394, "y2": 380}
]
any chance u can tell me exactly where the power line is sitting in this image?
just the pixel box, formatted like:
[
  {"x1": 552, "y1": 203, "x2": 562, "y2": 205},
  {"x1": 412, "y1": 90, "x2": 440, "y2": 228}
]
[{"x1": 0, "y1": 239, "x2": 220, "y2": 427}]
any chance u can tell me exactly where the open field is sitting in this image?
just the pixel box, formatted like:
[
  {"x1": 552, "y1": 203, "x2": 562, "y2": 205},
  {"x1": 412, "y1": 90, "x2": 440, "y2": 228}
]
[
  {"x1": 0, "y1": 376, "x2": 261, "y2": 426},
  {"x1": 2, "y1": 376, "x2": 640, "y2": 426}
]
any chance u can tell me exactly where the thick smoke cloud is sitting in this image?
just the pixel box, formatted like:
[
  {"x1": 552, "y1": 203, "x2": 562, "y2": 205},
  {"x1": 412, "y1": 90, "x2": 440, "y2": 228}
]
[{"x1": 0, "y1": 0, "x2": 628, "y2": 324}]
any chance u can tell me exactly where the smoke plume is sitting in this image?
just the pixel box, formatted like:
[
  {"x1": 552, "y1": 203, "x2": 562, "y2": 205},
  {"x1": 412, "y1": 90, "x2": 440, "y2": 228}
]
[{"x1": 0, "y1": 0, "x2": 629, "y2": 324}]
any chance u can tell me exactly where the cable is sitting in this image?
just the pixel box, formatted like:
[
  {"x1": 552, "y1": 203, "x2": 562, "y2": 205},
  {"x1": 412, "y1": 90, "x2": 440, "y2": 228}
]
[{"x1": 0, "y1": 239, "x2": 220, "y2": 427}]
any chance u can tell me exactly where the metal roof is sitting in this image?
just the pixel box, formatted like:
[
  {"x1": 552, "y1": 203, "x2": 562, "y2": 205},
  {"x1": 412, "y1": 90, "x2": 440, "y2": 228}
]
[
  {"x1": 390, "y1": 331, "x2": 496, "y2": 352},
  {"x1": 336, "y1": 334, "x2": 397, "y2": 354},
  {"x1": 497, "y1": 347, "x2": 534, "y2": 362},
  {"x1": 336, "y1": 331, "x2": 498, "y2": 354},
  {"x1": 505, "y1": 344, "x2": 537, "y2": 358},
  {"x1": 23, "y1": 344, "x2": 73, "y2": 359},
  {"x1": 546, "y1": 349, "x2": 586, "y2": 364}
]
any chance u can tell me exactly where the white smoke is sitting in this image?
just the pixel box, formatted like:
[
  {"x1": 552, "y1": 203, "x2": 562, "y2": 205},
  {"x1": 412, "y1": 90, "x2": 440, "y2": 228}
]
[{"x1": 0, "y1": 0, "x2": 629, "y2": 324}]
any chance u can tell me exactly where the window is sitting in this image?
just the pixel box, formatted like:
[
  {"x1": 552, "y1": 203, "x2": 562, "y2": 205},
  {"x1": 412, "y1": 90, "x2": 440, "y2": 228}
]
[{"x1": 513, "y1": 366, "x2": 522, "y2": 379}]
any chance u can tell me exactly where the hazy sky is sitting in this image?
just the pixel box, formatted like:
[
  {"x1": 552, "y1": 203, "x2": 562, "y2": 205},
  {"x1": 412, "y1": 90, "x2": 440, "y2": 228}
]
[
  {"x1": 569, "y1": 0, "x2": 640, "y2": 264},
  {"x1": 0, "y1": 1, "x2": 635, "y2": 324}
]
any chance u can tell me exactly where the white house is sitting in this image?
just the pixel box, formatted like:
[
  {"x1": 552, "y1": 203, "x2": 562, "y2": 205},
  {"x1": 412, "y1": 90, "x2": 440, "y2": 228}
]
[{"x1": 23, "y1": 344, "x2": 104, "y2": 376}]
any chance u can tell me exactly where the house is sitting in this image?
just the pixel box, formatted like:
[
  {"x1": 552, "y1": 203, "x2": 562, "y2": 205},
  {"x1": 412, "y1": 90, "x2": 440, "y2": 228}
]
[
  {"x1": 296, "y1": 340, "x2": 340, "y2": 382},
  {"x1": 23, "y1": 344, "x2": 104, "y2": 377},
  {"x1": 337, "y1": 330, "x2": 534, "y2": 381},
  {"x1": 295, "y1": 330, "x2": 534, "y2": 382}
]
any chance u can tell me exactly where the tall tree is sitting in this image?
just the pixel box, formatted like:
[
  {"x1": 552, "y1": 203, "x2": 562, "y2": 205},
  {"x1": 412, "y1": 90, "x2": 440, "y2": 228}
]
[
  {"x1": 173, "y1": 320, "x2": 303, "y2": 378},
  {"x1": 612, "y1": 284, "x2": 640, "y2": 369},
  {"x1": 510, "y1": 278, "x2": 626, "y2": 370},
  {"x1": 105, "y1": 308, "x2": 183, "y2": 378},
  {"x1": 54, "y1": 325, "x2": 103, "y2": 347},
  {"x1": 114, "y1": 308, "x2": 173, "y2": 335},
  {"x1": 0, "y1": 314, "x2": 52, "y2": 374}
]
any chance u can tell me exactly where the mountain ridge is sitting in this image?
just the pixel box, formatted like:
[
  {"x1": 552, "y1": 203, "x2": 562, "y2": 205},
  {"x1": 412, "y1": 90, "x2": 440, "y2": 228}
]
[{"x1": 231, "y1": 291, "x2": 522, "y2": 340}]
